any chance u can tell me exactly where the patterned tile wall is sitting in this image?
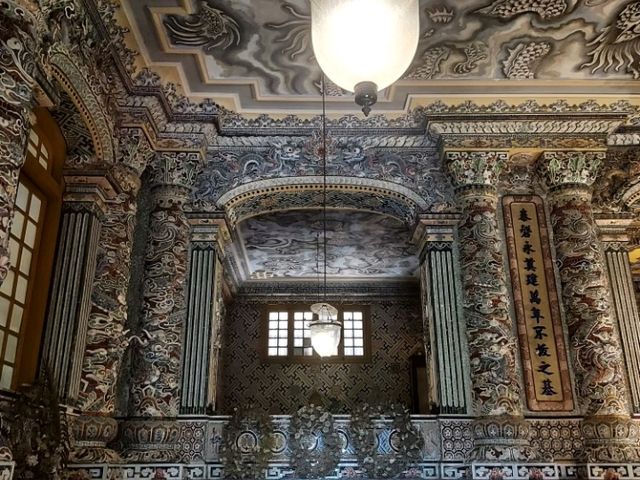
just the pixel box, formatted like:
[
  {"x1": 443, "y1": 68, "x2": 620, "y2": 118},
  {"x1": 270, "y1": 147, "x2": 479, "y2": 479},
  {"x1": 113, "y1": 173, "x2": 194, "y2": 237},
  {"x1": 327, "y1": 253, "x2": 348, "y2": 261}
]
[{"x1": 220, "y1": 299, "x2": 423, "y2": 414}]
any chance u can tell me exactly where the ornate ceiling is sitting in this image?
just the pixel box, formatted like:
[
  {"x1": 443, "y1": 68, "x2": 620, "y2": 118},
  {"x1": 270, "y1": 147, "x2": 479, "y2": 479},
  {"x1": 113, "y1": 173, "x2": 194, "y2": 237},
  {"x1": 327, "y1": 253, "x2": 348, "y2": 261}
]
[
  {"x1": 119, "y1": 0, "x2": 640, "y2": 114},
  {"x1": 231, "y1": 210, "x2": 419, "y2": 282}
]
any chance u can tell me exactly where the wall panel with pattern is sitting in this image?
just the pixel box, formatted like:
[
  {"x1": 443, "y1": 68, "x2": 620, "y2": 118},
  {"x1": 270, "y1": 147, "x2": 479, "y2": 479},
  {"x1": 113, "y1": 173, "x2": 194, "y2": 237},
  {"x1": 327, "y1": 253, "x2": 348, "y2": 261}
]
[{"x1": 220, "y1": 299, "x2": 423, "y2": 414}]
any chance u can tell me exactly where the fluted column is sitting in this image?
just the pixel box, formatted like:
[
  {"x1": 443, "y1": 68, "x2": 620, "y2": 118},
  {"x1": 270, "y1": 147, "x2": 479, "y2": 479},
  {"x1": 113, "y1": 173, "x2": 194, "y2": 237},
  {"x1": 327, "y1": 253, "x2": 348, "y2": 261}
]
[
  {"x1": 123, "y1": 151, "x2": 201, "y2": 462},
  {"x1": 596, "y1": 216, "x2": 640, "y2": 417},
  {"x1": 71, "y1": 129, "x2": 153, "y2": 464},
  {"x1": 180, "y1": 214, "x2": 229, "y2": 415},
  {"x1": 0, "y1": 3, "x2": 38, "y2": 284},
  {"x1": 42, "y1": 184, "x2": 112, "y2": 402},
  {"x1": 539, "y1": 151, "x2": 639, "y2": 463},
  {"x1": 446, "y1": 151, "x2": 534, "y2": 462},
  {"x1": 414, "y1": 214, "x2": 469, "y2": 415}
]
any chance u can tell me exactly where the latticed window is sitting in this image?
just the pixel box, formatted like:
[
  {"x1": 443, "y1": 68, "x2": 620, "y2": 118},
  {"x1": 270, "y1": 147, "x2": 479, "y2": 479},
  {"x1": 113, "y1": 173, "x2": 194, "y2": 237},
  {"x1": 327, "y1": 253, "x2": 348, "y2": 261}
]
[
  {"x1": 264, "y1": 304, "x2": 370, "y2": 363},
  {"x1": 0, "y1": 111, "x2": 64, "y2": 390}
]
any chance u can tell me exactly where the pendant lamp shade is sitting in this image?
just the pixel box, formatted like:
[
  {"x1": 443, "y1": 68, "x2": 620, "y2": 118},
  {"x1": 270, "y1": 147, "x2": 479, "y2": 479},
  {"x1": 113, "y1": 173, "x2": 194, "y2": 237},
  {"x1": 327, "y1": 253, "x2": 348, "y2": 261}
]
[
  {"x1": 309, "y1": 302, "x2": 341, "y2": 357},
  {"x1": 311, "y1": 0, "x2": 419, "y2": 95}
]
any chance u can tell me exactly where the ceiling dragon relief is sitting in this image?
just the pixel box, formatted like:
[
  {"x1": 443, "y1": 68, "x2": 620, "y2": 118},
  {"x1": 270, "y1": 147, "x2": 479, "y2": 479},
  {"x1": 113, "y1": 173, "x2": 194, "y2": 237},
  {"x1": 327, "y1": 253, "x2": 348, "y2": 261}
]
[
  {"x1": 119, "y1": 0, "x2": 640, "y2": 113},
  {"x1": 235, "y1": 210, "x2": 420, "y2": 281}
]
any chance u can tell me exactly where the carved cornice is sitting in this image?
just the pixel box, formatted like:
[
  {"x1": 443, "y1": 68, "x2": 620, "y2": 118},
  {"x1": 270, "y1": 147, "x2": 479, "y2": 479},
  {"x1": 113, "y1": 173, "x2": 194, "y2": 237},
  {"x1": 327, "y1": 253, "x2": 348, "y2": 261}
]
[
  {"x1": 538, "y1": 151, "x2": 606, "y2": 190},
  {"x1": 216, "y1": 176, "x2": 430, "y2": 227},
  {"x1": 446, "y1": 151, "x2": 508, "y2": 191},
  {"x1": 218, "y1": 112, "x2": 427, "y2": 136}
]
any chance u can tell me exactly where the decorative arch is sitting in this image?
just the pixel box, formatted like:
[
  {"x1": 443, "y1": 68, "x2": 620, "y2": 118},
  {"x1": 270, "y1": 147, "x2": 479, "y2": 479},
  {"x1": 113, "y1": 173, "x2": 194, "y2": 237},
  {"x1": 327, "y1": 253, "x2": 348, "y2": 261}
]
[
  {"x1": 47, "y1": 44, "x2": 115, "y2": 166},
  {"x1": 217, "y1": 176, "x2": 429, "y2": 227}
]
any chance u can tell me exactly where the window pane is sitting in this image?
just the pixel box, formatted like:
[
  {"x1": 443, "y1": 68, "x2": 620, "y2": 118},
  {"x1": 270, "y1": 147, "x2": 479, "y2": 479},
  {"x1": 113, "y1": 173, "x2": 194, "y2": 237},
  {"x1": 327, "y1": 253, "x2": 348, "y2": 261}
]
[
  {"x1": 8, "y1": 239, "x2": 18, "y2": 264},
  {"x1": 10, "y1": 306, "x2": 22, "y2": 333},
  {"x1": 15, "y1": 184, "x2": 28, "y2": 211},
  {"x1": 24, "y1": 221, "x2": 36, "y2": 248},
  {"x1": 0, "y1": 272, "x2": 13, "y2": 296},
  {"x1": 12, "y1": 212, "x2": 24, "y2": 237},
  {"x1": 269, "y1": 312, "x2": 278, "y2": 320},
  {"x1": 15, "y1": 275, "x2": 27, "y2": 303},
  {"x1": 4, "y1": 335, "x2": 16, "y2": 363},
  {"x1": 0, "y1": 365, "x2": 12, "y2": 389},
  {"x1": 19, "y1": 248, "x2": 31, "y2": 275},
  {"x1": 29, "y1": 195, "x2": 41, "y2": 221},
  {"x1": 0, "y1": 298, "x2": 9, "y2": 327}
]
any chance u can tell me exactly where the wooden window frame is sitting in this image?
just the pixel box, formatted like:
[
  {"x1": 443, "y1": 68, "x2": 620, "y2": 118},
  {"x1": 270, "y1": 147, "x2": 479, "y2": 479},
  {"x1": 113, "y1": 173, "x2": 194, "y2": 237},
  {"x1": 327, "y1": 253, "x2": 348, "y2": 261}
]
[
  {"x1": 261, "y1": 304, "x2": 371, "y2": 364},
  {"x1": 10, "y1": 108, "x2": 64, "y2": 389}
]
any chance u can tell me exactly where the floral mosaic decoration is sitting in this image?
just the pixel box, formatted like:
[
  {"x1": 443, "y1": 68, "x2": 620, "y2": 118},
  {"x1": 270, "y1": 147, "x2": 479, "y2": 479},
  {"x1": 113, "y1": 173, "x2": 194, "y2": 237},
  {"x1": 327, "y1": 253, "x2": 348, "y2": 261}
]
[
  {"x1": 221, "y1": 406, "x2": 275, "y2": 480},
  {"x1": 289, "y1": 404, "x2": 342, "y2": 479},
  {"x1": 350, "y1": 403, "x2": 424, "y2": 479}
]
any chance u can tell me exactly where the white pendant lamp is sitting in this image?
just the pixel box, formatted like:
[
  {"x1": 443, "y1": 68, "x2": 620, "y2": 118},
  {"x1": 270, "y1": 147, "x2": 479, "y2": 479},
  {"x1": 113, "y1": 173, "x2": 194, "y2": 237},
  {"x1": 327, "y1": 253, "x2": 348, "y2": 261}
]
[
  {"x1": 309, "y1": 302, "x2": 341, "y2": 357},
  {"x1": 311, "y1": 0, "x2": 420, "y2": 115}
]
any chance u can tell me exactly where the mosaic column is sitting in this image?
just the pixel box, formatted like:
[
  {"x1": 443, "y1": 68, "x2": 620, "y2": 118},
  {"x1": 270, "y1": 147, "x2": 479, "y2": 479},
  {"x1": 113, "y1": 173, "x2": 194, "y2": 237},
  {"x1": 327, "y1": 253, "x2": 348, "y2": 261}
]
[
  {"x1": 180, "y1": 214, "x2": 229, "y2": 415},
  {"x1": 0, "y1": 2, "x2": 38, "y2": 285},
  {"x1": 446, "y1": 151, "x2": 534, "y2": 462},
  {"x1": 539, "y1": 151, "x2": 640, "y2": 463},
  {"x1": 71, "y1": 129, "x2": 153, "y2": 464},
  {"x1": 123, "y1": 151, "x2": 201, "y2": 462},
  {"x1": 414, "y1": 213, "x2": 470, "y2": 415}
]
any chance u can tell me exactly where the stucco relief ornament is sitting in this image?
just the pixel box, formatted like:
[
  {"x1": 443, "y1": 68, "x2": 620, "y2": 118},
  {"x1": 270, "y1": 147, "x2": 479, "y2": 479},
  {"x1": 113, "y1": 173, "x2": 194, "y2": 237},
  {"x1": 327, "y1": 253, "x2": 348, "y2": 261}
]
[
  {"x1": 583, "y1": 1, "x2": 640, "y2": 79},
  {"x1": 221, "y1": 407, "x2": 275, "y2": 480},
  {"x1": 289, "y1": 405, "x2": 341, "y2": 479},
  {"x1": 350, "y1": 403, "x2": 423, "y2": 479}
]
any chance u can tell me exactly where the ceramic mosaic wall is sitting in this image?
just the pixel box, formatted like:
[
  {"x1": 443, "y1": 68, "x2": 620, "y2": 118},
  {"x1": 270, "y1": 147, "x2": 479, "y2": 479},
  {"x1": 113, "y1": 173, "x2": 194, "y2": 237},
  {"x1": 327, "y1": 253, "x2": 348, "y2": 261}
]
[{"x1": 221, "y1": 300, "x2": 423, "y2": 414}]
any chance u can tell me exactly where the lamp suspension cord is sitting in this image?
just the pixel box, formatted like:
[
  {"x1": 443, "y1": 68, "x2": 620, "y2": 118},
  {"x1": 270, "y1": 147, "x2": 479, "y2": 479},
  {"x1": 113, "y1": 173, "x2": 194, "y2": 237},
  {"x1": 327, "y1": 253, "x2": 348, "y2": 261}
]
[
  {"x1": 321, "y1": 74, "x2": 328, "y2": 301},
  {"x1": 316, "y1": 233, "x2": 321, "y2": 303}
]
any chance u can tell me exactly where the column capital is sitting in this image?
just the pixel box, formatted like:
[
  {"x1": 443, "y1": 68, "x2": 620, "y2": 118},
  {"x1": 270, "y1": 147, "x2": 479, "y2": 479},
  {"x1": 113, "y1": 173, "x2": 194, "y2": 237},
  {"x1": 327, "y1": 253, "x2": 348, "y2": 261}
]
[
  {"x1": 412, "y1": 213, "x2": 460, "y2": 258},
  {"x1": 148, "y1": 151, "x2": 202, "y2": 190},
  {"x1": 538, "y1": 150, "x2": 606, "y2": 190},
  {"x1": 63, "y1": 173, "x2": 121, "y2": 216},
  {"x1": 117, "y1": 128, "x2": 154, "y2": 178},
  {"x1": 595, "y1": 213, "x2": 637, "y2": 247},
  {"x1": 186, "y1": 212, "x2": 231, "y2": 254},
  {"x1": 445, "y1": 151, "x2": 508, "y2": 191}
]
